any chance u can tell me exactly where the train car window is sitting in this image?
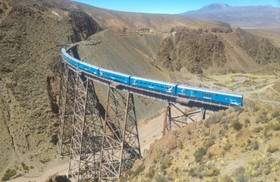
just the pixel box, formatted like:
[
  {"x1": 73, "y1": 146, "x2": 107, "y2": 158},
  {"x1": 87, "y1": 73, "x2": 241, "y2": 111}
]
[{"x1": 203, "y1": 93, "x2": 213, "y2": 97}]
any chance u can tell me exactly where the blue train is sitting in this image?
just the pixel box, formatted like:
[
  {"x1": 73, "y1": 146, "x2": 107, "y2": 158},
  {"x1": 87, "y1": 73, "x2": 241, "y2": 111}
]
[{"x1": 61, "y1": 48, "x2": 243, "y2": 107}]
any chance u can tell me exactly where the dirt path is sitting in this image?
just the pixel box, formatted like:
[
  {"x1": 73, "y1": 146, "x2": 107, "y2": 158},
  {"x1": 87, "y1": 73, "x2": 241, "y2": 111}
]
[
  {"x1": 139, "y1": 105, "x2": 203, "y2": 153},
  {"x1": 10, "y1": 158, "x2": 69, "y2": 182},
  {"x1": 244, "y1": 83, "x2": 274, "y2": 94}
]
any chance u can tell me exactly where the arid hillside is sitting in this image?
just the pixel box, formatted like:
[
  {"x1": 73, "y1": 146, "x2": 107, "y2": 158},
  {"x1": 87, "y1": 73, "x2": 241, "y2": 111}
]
[
  {"x1": 0, "y1": 0, "x2": 101, "y2": 179},
  {"x1": 125, "y1": 103, "x2": 280, "y2": 181},
  {"x1": 77, "y1": 29, "x2": 169, "y2": 121},
  {"x1": 0, "y1": 0, "x2": 280, "y2": 181},
  {"x1": 0, "y1": 0, "x2": 229, "y2": 179},
  {"x1": 157, "y1": 26, "x2": 280, "y2": 74}
]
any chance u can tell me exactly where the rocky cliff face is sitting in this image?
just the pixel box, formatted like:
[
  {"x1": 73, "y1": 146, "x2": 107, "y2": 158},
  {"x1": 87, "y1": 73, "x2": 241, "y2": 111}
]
[
  {"x1": 235, "y1": 28, "x2": 280, "y2": 65},
  {"x1": 69, "y1": 11, "x2": 102, "y2": 42},
  {"x1": 157, "y1": 26, "x2": 280, "y2": 73},
  {"x1": 157, "y1": 27, "x2": 227, "y2": 73}
]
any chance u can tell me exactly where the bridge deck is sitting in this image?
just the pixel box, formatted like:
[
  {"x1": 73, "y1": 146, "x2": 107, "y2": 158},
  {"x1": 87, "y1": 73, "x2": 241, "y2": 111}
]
[{"x1": 66, "y1": 61, "x2": 228, "y2": 111}]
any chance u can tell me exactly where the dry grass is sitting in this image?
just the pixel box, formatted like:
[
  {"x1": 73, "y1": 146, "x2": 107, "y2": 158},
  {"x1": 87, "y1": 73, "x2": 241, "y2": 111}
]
[{"x1": 125, "y1": 103, "x2": 280, "y2": 181}]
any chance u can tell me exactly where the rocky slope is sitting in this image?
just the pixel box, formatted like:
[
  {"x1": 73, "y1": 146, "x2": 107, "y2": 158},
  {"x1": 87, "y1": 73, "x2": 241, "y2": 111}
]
[
  {"x1": 125, "y1": 103, "x2": 280, "y2": 181},
  {"x1": 157, "y1": 26, "x2": 280, "y2": 74},
  {"x1": 0, "y1": 0, "x2": 101, "y2": 179}
]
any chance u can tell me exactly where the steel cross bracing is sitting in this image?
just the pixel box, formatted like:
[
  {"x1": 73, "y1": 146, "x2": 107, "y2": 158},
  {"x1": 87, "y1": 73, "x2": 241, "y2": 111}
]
[
  {"x1": 163, "y1": 103, "x2": 202, "y2": 136},
  {"x1": 58, "y1": 62, "x2": 76, "y2": 156},
  {"x1": 68, "y1": 71, "x2": 103, "y2": 182},
  {"x1": 99, "y1": 87, "x2": 141, "y2": 181}
]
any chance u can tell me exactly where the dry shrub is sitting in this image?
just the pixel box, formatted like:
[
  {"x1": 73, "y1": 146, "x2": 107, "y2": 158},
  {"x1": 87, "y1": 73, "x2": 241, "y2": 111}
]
[
  {"x1": 271, "y1": 123, "x2": 280, "y2": 131},
  {"x1": 160, "y1": 157, "x2": 172, "y2": 171},
  {"x1": 1, "y1": 169, "x2": 17, "y2": 181},
  {"x1": 203, "y1": 137, "x2": 215, "y2": 149},
  {"x1": 149, "y1": 132, "x2": 178, "y2": 159},
  {"x1": 233, "y1": 166, "x2": 250, "y2": 182},
  {"x1": 204, "y1": 166, "x2": 219, "y2": 177},
  {"x1": 145, "y1": 166, "x2": 155, "y2": 178},
  {"x1": 232, "y1": 121, "x2": 243, "y2": 131},
  {"x1": 46, "y1": 175, "x2": 70, "y2": 182},
  {"x1": 222, "y1": 175, "x2": 233, "y2": 182},
  {"x1": 267, "y1": 145, "x2": 279, "y2": 153},
  {"x1": 194, "y1": 147, "x2": 207, "y2": 163}
]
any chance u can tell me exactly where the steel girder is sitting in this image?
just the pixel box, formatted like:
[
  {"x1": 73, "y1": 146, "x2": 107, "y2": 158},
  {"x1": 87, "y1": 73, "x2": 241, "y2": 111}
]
[{"x1": 163, "y1": 103, "x2": 201, "y2": 136}]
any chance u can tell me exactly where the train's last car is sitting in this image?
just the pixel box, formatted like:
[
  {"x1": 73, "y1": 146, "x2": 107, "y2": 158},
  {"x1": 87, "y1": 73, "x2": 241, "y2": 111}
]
[
  {"x1": 177, "y1": 85, "x2": 243, "y2": 106},
  {"x1": 130, "y1": 76, "x2": 178, "y2": 94}
]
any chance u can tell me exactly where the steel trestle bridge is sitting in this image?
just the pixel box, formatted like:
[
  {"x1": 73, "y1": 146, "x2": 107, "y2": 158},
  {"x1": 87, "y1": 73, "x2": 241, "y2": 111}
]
[{"x1": 57, "y1": 45, "x2": 237, "y2": 181}]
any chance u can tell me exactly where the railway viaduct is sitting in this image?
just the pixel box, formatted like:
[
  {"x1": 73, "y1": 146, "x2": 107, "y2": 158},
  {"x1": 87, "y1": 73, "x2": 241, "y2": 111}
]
[{"x1": 57, "y1": 45, "x2": 229, "y2": 181}]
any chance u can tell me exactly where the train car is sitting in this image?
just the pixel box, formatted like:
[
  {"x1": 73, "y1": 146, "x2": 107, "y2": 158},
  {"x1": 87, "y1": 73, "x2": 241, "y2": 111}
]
[
  {"x1": 177, "y1": 85, "x2": 243, "y2": 106},
  {"x1": 78, "y1": 61, "x2": 100, "y2": 75},
  {"x1": 61, "y1": 48, "x2": 79, "y2": 68},
  {"x1": 99, "y1": 68, "x2": 130, "y2": 84},
  {"x1": 130, "y1": 76, "x2": 178, "y2": 94}
]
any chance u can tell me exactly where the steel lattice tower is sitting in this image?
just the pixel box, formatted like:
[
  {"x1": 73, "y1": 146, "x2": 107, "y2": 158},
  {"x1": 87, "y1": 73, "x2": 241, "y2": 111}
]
[
  {"x1": 58, "y1": 63, "x2": 76, "y2": 156},
  {"x1": 68, "y1": 72, "x2": 103, "y2": 181},
  {"x1": 99, "y1": 87, "x2": 141, "y2": 181}
]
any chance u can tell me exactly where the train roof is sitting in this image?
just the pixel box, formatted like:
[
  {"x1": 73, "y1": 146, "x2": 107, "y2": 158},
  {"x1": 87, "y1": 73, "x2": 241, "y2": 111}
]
[
  {"x1": 99, "y1": 68, "x2": 131, "y2": 77},
  {"x1": 80, "y1": 61, "x2": 99, "y2": 70},
  {"x1": 61, "y1": 49, "x2": 76, "y2": 60},
  {"x1": 61, "y1": 48, "x2": 242, "y2": 99},
  {"x1": 131, "y1": 76, "x2": 177, "y2": 87},
  {"x1": 177, "y1": 85, "x2": 243, "y2": 98}
]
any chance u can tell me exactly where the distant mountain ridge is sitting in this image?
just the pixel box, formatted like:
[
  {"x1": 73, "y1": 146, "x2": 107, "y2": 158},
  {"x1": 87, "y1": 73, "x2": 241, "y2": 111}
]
[
  {"x1": 181, "y1": 3, "x2": 280, "y2": 29},
  {"x1": 199, "y1": 3, "x2": 230, "y2": 11}
]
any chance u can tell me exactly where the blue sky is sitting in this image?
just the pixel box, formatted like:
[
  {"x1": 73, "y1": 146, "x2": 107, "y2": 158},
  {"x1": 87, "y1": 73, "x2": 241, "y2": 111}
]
[{"x1": 73, "y1": 0, "x2": 280, "y2": 14}]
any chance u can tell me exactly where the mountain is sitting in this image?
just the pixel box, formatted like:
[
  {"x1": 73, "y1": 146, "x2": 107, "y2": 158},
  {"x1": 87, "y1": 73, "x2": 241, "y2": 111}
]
[
  {"x1": 0, "y1": 0, "x2": 227, "y2": 179},
  {"x1": 0, "y1": 0, "x2": 280, "y2": 181},
  {"x1": 181, "y1": 3, "x2": 280, "y2": 29}
]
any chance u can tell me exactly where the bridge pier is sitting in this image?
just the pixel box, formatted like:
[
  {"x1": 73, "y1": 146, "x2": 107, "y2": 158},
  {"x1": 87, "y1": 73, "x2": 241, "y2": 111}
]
[
  {"x1": 163, "y1": 103, "x2": 201, "y2": 136},
  {"x1": 99, "y1": 87, "x2": 141, "y2": 181},
  {"x1": 201, "y1": 107, "x2": 206, "y2": 120},
  {"x1": 58, "y1": 62, "x2": 76, "y2": 156},
  {"x1": 67, "y1": 71, "x2": 103, "y2": 182}
]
